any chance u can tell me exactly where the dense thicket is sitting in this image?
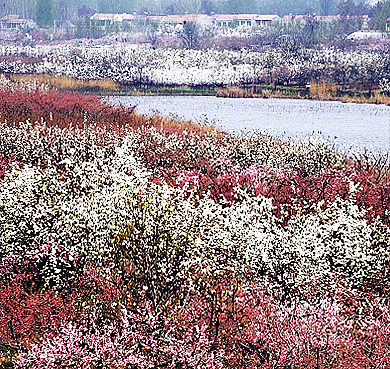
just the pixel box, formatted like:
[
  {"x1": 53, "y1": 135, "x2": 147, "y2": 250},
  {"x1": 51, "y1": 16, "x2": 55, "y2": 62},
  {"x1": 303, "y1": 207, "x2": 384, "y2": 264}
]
[{"x1": 0, "y1": 86, "x2": 389, "y2": 368}]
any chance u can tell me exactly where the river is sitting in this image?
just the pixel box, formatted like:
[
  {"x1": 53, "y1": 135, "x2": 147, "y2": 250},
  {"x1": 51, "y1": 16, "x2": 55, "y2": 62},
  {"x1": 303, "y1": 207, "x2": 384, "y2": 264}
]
[{"x1": 107, "y1": 96, "x2": 390, "y2": 154}]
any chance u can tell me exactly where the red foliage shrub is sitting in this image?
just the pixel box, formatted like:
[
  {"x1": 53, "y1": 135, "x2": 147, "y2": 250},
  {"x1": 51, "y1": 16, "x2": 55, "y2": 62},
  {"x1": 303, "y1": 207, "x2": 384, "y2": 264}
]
[
  {"x1": 352, "y1": 172, "x2": 390, "y2": 226},
  {"x1": 0, "y1": 266, "x2": 70, "y2": 349},
  {"x1": 0, "y1": 90, "x2": 136, "y2": 131},
  {"x1": 169, "y1": 273, "x2": 390, "y2": 368},
  {"x1": 2, "y1": 262, "x2": 390, "y2": 368},
  {"x1": 152, "y1": 159, "x2": 390, "y2": 227},
  {"x1": 0, "y1": 156, "x2": 21, "y2": 178},
  {"x1": 152, "y1": 164, "x2": 351, "y2": 224}
]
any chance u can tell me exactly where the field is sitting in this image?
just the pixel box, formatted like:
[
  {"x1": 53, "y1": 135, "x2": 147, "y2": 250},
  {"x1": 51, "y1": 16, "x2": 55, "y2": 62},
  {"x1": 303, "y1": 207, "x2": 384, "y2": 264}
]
[{"x1": 0, "y1": 85, "x2": 389, "y2": 368}]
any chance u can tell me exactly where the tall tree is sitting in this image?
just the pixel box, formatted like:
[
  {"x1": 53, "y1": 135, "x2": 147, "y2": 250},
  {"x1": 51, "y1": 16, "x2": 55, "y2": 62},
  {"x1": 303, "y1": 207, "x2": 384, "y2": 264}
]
[
  {"x1": 1, "y1": 0, "x2": 36, "y2": 18},
  {"x1": 373, "y1": 0, "x2": 390, "y2": 31},
  {"x1": 225, "y1": 0, "x2": 257, "y2": 14},
  {"x1": 318, "y1": 0, "x2": 333, "y2": 15},
  {"x1": 256, "y1": 0, "x2": 316, "y2": 16},
  {"x1": 177, "y1": 21, "x2": 200, "y2": 48},
  {"x1": 97, "y1": 0, "x2": 121, "y2": 12},
  {"x1": 337, "y1": 0, "x2": 373, "y2": 16},
  {"x1": 338, "y1": 0, "x2": 357, "y2": 15},
  {"x1": 36, "y1": 0, "x2": 53, "y2": 27}
]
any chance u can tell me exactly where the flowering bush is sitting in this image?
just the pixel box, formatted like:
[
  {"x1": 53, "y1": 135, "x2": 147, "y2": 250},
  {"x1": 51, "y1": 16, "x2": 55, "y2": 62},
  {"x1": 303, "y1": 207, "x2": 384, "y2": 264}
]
[
  {"x1": 380, "y1": 78, "x2": 390, "y2": 95},
  {"x1": 0, "y1": 89, "x2": 389, "y2": 367},
  {"x1": 1, "y1": 44, "x2": 390, "y2": 88}
]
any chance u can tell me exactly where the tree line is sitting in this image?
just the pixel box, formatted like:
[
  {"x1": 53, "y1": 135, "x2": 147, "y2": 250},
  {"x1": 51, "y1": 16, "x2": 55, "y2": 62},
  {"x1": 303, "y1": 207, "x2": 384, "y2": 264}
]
[{"x1": 1, "y1": 0, "x2": 389, "y2": 30}]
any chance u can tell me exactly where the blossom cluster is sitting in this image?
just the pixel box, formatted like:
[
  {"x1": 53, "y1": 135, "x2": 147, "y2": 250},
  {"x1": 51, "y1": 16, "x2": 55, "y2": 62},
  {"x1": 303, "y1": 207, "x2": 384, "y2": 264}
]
[
  {"x1": 0, "y1": 43, "x2": 389, "y2": 87},
  {"x1": 380, "y1": 78, "x2": 390, "y2": 95},
  {"x1": 0, "y1": 90, "x2": 389, "y2": 368}
]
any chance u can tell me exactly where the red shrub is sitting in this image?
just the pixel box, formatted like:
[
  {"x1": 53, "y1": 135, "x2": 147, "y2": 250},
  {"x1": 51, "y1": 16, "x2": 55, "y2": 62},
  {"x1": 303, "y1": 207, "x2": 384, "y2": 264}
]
[
  {"x1": 0, "y1": 269, "x2": 70, "y2": 348},
  {"x1": 352, "y1": 172, "x2": 390, "y2": 226},
  {"x1": 0, "y1": 156, "x2": 21, "y2": 178},
  {"x1": 178, "y1": 274, "x2": 390, "y2": 368},
  {"x1": 0, "y1": 90, "x2": 135, "y2": 131}
]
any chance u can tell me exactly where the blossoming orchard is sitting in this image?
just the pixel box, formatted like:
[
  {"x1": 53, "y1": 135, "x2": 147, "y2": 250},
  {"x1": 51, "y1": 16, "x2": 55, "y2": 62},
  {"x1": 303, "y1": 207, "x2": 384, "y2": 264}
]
[
  {"x1": 0, "y1": 43, "x2": 390, "y2": 91},
  {"x1": 0, "y1": 43, "x2": 390, "y2": 368}
]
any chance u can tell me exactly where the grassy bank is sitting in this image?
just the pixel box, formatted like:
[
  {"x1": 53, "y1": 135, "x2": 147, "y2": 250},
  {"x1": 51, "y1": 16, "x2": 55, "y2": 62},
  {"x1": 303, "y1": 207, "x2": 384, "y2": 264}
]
[
  {"x1": 104, "y1": 85, "x2": 390, "y2": 105},
  {"x1": 112, "y1": 87, "x2": 218, "y2": 96},
  {"x1": 6, "y1": 74, "x2": 390, "y2": 105}
]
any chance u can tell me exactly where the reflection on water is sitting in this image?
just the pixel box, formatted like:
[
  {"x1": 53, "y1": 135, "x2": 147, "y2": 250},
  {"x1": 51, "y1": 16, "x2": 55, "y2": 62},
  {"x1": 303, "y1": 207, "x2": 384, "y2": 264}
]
[{"x1": 107, "y1": 95, "x2": 390, "y2": 154}]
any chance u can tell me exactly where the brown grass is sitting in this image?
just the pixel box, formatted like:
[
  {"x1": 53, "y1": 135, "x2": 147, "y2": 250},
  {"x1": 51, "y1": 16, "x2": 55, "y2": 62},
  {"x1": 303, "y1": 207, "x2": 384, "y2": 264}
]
[
  {"x1": 216, "y1": 86, "x2": 283, "y2": 99},
  {"x1": 309, "y1": 79, "x2": 390, "y2": 106},
  {"x1": 11, "y1": 74, "x2": 118, "y2": 91},
  {"x1": 135, "y1": 112, "x2": 224, "y2": 138},
  {"x1": 309, "y1": 79, "x2": 338, "y2": 100},
  {"x1": 340, "y1": 90, "x2": 390, "y2": 105},
  {"x1": 217, "y1": 87, "x2": 254, "y2": 98}
]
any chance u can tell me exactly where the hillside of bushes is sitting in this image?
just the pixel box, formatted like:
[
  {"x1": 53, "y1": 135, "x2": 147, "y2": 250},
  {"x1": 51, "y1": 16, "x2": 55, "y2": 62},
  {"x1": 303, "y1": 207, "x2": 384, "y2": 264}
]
[{"x1": 0, "y1": 89, "x2": 390, "y2": 368}]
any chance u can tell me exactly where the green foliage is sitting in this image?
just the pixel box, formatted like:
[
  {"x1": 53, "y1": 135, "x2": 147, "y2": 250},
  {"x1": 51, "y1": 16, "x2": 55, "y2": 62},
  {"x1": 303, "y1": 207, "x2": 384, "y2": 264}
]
[
  {"x1": 0, "y1": 344, "x2": 16, "y2": 355},
  {"x1": 0, "y1": 343, "x2": 16, "y2": 369},
  {"x1": 224, "y1": 0, "x2": 257, "y2": 14},
  {"x1": 256, "y1": 0, "x2": 316, "y2": 16},
  {"x1": 337, "y1": 0, "x2": 371, "y2": 16},
  {"x1": 0, "y1": 361, "x2": 14, "y2": 369},
  {"x1": 112, "y1": 185, "x2": 200, "y2": 312},
  {"x1": 36, "y1": 0, "x2": 54, "y2": 27},
  {"x1": 373, "y1": 0, "x2": 390, "y2": 31},
  {"x1": 318, "y1": 0, "x2": 334, "y2": 15}
]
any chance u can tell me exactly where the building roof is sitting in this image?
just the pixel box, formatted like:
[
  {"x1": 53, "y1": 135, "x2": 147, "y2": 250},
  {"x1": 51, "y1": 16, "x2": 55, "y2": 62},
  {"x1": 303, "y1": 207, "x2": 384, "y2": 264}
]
[
  {"x1": 282, "y1": 14, "x2": 312, "y2": 22},
  {"x1": 89, "y1": 12, "x2": 281, "y2": 25},
  {"x1": 90, "y1": 13, "x2": 117, "y2": 21},
  {"x1": 0, "y1": 14, "x2": 29, "y2": 24},
  {"x1": 148, "y1": 16, "x2": 165, "y2": 22},
  {"x1": 254, "y1": 14, "x2": 280, "y2": 21},
  {"x1": 119, "y1": 13, "x2": 138, "y2": 21},
  {"x1": 315, "y1": 15, "x2": 341, "y2": 22},
  {"x1": 212, "y1": 14, "x2": 257, "y2": 21},
  {"x1": 163, "y1": 14, "x2": 209, "y2": 23},
  {"x1": 91, "y1": 13, "x2": 144, "y2": 23}
]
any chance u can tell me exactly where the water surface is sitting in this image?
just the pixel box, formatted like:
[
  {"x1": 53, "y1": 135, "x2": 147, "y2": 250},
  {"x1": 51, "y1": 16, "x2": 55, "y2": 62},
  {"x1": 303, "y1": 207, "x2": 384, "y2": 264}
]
[{"x1": 108, "y1": 96, "x2": 390, "y2": 154}]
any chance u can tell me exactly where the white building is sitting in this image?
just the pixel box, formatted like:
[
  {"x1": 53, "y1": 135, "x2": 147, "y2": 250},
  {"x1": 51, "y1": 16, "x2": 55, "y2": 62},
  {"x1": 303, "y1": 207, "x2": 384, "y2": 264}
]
[
  {"x1": 90, "y1": 13, "x2": 117, "y2": 30},
  {"x1": 254, "y1": 14, "x2": 281, "y2": 27},
  {"x1": 212, "y1": 14, "x2": 280, "y2": 28},
  {"x1": 90, "y1": 12, "x2": 281, "y2": 32},
  {"x1": 347, "y1": 31, "x2": 388, "y2": 41},
  {"x1": 0, "y1": 14, "x2": 33, "y2": 30}
]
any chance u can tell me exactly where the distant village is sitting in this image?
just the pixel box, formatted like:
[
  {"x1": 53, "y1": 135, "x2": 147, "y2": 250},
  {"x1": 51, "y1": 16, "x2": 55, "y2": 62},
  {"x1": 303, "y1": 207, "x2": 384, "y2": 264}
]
[{"x1": 1, "y1": 11, "x2": 389, "y2": 44}]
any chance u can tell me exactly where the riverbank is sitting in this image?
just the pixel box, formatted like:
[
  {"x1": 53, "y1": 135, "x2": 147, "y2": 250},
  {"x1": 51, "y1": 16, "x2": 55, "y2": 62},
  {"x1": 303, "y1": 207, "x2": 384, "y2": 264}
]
[
  {"x1": 6, "y1": 73, "x2": 390, "y2": 106},
  {"x1": 133, "y1": 85, "x2": 390, "y2": 105},
  {"x1": 101, "y1": 85, "x2": 390, "y2": 106}
]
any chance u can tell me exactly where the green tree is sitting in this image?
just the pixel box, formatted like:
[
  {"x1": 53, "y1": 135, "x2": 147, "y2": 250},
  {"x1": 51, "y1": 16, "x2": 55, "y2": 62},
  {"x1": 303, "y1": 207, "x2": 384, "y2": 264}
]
[
  {"x1": 373, "y1": 0, "x2": 390, "y2": 31},
  {"x1": 338, "y1": 0, "x2": 357, "y2": 15},
  {"x1": 337, "y1": 0, "x2": 372, "y2": 16},
  {"x1": 36, "y1": 0, "x2": 54, "y2": 27},
  {"x1": 318, "y1": 0, "x2": 333, "y2": 15},
  {"x1": 225, "y1": 0, "x2": 257, "y2": 14},
  {"x1": 201, "y1": 0, "x2": 220, "y2": 15},
  {"x1": 177, "y1": 21, "x2": 200, "y2": 49},
  {"x1": 1, "y1": 0, "x2": 37, "y2": 18},
  {"x1": 256, "y1": 0, "x2": 316, "y2": 16}
]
